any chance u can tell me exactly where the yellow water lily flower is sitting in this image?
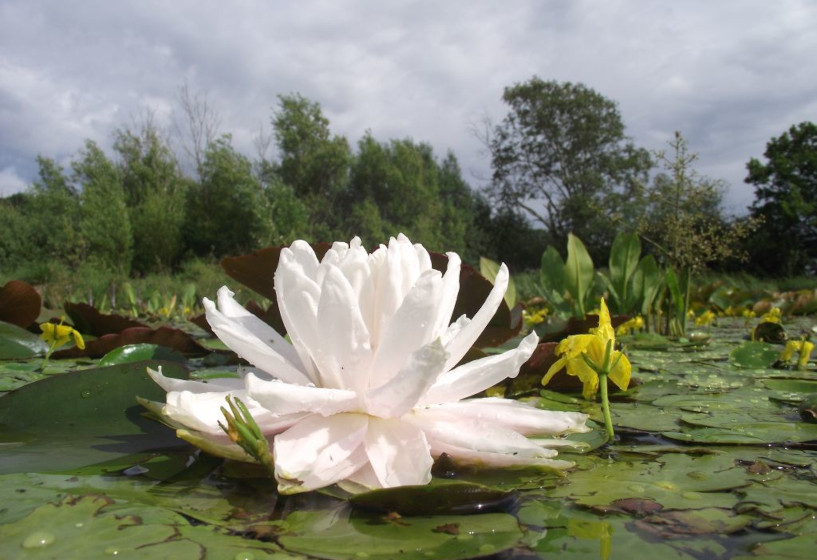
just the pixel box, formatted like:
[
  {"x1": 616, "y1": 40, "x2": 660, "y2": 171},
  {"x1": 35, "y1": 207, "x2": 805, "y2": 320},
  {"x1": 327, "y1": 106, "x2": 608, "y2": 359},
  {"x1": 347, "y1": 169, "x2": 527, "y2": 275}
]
[
  {"x1": 615, "y1": 315, "x2": 643, "y2": 336},
  {"x1": 40, "y1": 320, "x2": 85, "y2": 350},
  {"x1": 760, "y1": 307, "x2": 782, "y2": 324},
  {"x1": 542, "y1": 299, "x2": 630, "y2": 441},
  {"x1": 781, "y1": 339, "x2": 814, "y2": 370},
  {"x1": 543, "y1": 299, "x2": 631, "y2": 400},
  {"x1": 694, "y1": 310, "x2": 716, "y2": 327}
]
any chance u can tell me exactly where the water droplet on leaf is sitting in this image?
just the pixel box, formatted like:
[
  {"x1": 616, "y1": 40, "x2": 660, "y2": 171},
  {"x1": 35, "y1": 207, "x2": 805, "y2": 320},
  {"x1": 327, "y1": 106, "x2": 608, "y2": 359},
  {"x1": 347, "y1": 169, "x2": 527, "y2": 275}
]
[
  {"x1": 22, "y1": 531, "x2": 55, "y2": 549},
  {"x1": 81, "y1": 390, "x2": 91, "y2": 398}
]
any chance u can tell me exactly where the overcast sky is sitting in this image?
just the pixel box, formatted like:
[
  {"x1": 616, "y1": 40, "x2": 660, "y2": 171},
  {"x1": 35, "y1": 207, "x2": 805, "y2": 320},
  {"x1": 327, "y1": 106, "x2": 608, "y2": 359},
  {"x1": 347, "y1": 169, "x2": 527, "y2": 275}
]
[{"x1": 1, "y1": 0, "x2": 815, "y2": 215}]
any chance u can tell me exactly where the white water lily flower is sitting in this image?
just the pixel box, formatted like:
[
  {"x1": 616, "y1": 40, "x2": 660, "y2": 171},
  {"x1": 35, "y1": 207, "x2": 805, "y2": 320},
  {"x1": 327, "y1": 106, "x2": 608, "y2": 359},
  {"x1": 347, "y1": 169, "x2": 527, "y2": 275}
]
[{"x1": 149, "y1": 235, "x2": 589, "y2": 494}]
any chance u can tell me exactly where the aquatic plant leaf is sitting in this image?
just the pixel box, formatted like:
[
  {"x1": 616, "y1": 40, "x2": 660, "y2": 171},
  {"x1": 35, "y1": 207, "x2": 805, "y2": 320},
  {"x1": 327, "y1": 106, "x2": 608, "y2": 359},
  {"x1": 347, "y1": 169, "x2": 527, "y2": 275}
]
[
  {"x1": 0, "y1": 280, "x2": 41, "y2": 329},
  {"x1": 52, "y1": 326, "x2": 208, "y2": 358},
  {"x1": 98, "y1": 343, "x2": 186, "y2": 366},
  {"x1": 548, "y1": 454, "x2": 751, "y2": 510},
  {"x1": 63, "y1": 302, "x2": 146, "y2": 336},
  {"x1": 350, "y1": 480, "x2": 516, "y2": 516},
  {"x1": 0, "y1": 494, "x2": 295, "y2": 559},
  {"x1": 480, "y1": 256, "x2": 517, "y2": 309},
  {"x1": 0, "y1": 320, "x2": 48, "y2": 359},
  {"x1": 0, "y1": 361, "x2": 188, "y2": 473},
  {"x1": 278, "y1": 506, "x2": 523, "y2": 560},
  {"x1": 565, "y1": 233, "x2": 594, "y2": 317},
  {"x1": 729, "y1": 341, "x2": 781, "y2": 368}
]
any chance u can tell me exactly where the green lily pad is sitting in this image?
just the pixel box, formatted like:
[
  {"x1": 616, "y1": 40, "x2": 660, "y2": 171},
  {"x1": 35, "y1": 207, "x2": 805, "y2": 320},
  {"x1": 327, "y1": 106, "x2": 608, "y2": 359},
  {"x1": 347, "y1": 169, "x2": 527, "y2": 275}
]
[
  {"x1": 548, "y1": 454, "x2": 754, "y2": 511},
  {"x1": 98, "y1": 343, "x2": 187, "y2": 366},
  {"x1": 0, "y1": 494, "x2": 295, "y2": 559},
  {"x1": 350, "y1": 480, "x2": 516, "y2": 516},
  {"x1": 279, "y1": 506, "x2": 523, "y2": 560},
  {"x1": 0, "y1": 321, "x2": 48, "y2": 359},
  {"x1": 0, "y1": 360, "x2": 188, "y2": 473},
  {"x1": 730, "y1": 341, "x2": 781, "y2": 369}
]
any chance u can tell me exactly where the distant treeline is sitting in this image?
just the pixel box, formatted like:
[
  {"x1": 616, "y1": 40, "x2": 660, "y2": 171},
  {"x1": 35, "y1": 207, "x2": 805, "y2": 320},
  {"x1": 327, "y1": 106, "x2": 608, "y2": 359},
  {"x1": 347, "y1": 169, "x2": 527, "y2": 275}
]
[{"x1": 2, "y1": 80, "x2": 815, "y2": 282}]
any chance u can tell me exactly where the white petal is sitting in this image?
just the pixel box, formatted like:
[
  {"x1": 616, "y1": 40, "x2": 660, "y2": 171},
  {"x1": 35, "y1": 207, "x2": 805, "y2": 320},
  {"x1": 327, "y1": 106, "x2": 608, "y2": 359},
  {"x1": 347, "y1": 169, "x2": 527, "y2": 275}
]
[
  {"x1": 273, "y1": 413, "x2": 369, "y2": 493},
  {"x1": 408, "y1": 411, "x2": 573, "y2": 468},
  {"x1": 370, "y1": 269, "x2": 444, "y2": 387},
  {"x1": 286, "y1": 240, "x2": 320, "y2": 278},
  {"x1": 215, "y1": 286, "x2": 301, "y2": 367},
  {"x1": 418, "y1": 397, "x2": 590, "y2": 436},
  {"x1": 421, "y1": 332, "x2": 538, "y2": 405},
  {"x1": 316, "y1": 265, "x2": 372, "y2": 391},
  {"x1": 163, "y1": 388, "x2": 248, "y2": 435},
  {"x1": 204, "y1": 297, "x2": 313, "y2": 386},
  {"x1": 148, "y1": 366, "x2": 243, "y2": 393},
  {"x1": 442, "y1": 263, "x2": 510, "y2": 371},
  {"x1": 366, "y1": 339, "x2": 448, "y2": 418},
  {"x1": 364, "y1": 417, "x2": 433, "y2": 487},
  {"x1": 274, "y1": 250, "x2": 322, "y2": 379},
  {"x1": 246, "y1": 373, "x2": 359, "y2": 416},
  {"x1": 367, "y1": 236, "x2": 425, "y2": 347},
  {"x1": 432, "y1": 253, "x2": 461, "y2": 338}
]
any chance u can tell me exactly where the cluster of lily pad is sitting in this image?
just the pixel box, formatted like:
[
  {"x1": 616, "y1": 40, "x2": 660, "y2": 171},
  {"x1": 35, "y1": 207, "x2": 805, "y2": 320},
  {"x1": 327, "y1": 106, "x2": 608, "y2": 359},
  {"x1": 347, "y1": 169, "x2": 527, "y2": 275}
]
[{"x1": 2, "y1": 234, "x2": 817, "y2": 558}]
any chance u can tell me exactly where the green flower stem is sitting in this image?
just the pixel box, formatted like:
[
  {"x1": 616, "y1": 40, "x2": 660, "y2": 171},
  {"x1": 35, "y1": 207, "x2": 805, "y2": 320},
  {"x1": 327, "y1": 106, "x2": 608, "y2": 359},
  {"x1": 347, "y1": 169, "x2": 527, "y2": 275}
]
[
  {"x1": 39, "y1": 342, "x2": 57, "y2": 373},
  {"x1": 598, "y1": 372, "x2": 615, "y2": 442}
]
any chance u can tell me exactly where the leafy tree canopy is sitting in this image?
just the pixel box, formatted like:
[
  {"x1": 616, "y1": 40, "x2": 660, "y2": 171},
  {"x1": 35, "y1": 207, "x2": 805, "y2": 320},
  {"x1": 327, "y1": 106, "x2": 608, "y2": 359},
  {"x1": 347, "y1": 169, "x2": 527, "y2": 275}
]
[
  {"x1": 487, "y1": 77, "x2": 651, "y2": 260},
  {"x1": 746, "y1": 121, "x2": 817, "y2": 276}
]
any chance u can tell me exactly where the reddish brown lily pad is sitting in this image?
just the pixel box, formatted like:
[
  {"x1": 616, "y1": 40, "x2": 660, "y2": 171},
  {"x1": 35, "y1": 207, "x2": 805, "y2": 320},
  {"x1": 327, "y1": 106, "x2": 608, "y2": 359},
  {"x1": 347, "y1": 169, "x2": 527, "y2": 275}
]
[
  {"x1": 220, "y1": 243, "x2": 333, "y2": 302},
  {"x1": 0, "y1": 280, "x2": 41, "y2": 329},
  {"x1": 63, "y1": 302, "x2": 146, "y2": 337},
  {"x1": 52, "y1": 326, "x2": 208, "y2": 358}
]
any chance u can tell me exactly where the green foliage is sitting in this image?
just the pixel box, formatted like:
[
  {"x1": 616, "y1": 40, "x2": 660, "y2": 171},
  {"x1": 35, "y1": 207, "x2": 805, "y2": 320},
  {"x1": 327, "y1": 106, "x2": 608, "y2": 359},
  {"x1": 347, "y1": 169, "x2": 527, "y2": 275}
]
[
  {"x1": 183, "y1": 136, "x2": 269, "y2": 258},
  {"x1": 74, "y1": 141, "x2": 133, "y2": 276},
  {"x1": 605, "y1": 232, "x2": 641, "y2": 314},
  {"x1": 536, "y1": 233, "x2": 598, "y2": 318},
  {"x1": 488, "y1": 77, "x2": 651, "y2": 261},
  {"x1": 271, "y1": 93, "x2": 351, "y2": 235},
  {"x1": 637, "y1": 132, "x2": 754, "y2": 273},
  {"x1": 479, "y1": 256, "x2": 517, "y2": 308},
  {"x1": 114, "y1": 125, "x2": 189, "y2": 274},
  {"x1": 746, "y1": 121, "x2": 817, "y2": 276},
  {"x1": 27, "y1": 157, "x2": 83, "y2": 267}
]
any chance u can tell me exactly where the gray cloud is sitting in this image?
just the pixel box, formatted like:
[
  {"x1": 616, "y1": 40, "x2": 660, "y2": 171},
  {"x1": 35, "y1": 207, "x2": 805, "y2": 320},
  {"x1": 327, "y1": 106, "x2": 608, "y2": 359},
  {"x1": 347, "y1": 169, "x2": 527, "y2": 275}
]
[{"x1": 1, "y1": 0, "x2": 815, "y2": 214}]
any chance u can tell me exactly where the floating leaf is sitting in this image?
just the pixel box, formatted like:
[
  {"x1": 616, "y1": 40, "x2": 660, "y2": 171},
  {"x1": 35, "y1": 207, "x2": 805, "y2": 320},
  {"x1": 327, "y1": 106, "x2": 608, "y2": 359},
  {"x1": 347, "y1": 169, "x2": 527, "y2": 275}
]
[
  {"x1": 0, "y1": 494, "x2": 293, "y2": 559},
  {"x1": 279, "y1": 506, "x2": 523, "y2": 560},
  {"x1": 0, "y1": 321, "x2": 48, "y2": 359},
  {"x1": 52, "y1": 326, "x2": 208, "y2": 359},
  {"x1": 0, "y1": 280, "x2": 41, "y2": 329},
  {"x1": 729, "y1": 341, "x2": 781, "y2": 369},
  {"x1": 350, "y1": 480, "x2": 517, "y2": 516},
  {"x1": 63, "y1": 302, "x2": 146, "y2": 336},
  {"x1": 98, "y1": 343, "x2": 187, "y2": 366},
  {"x1": 0, "y1": 361, "x2": 188, "y2": 473}
]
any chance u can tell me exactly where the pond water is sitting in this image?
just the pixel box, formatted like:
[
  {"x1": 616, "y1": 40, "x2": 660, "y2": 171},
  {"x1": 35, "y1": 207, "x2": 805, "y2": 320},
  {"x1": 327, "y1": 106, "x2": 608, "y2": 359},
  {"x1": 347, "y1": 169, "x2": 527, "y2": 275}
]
[{"x1": 1, "y1": 317, "x2": 816, "y2": 559}]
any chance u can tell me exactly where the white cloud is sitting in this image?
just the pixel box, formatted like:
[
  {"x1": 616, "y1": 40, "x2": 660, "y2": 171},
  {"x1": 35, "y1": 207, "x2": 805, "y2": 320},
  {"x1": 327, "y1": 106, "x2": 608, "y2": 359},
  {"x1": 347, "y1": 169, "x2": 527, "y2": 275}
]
[
  {"x1": 0, "y1": 166, "x2": 27, "y2": 197},
  {"x1": 1, "y1": 0, "x2": 815, "y2": 215}
]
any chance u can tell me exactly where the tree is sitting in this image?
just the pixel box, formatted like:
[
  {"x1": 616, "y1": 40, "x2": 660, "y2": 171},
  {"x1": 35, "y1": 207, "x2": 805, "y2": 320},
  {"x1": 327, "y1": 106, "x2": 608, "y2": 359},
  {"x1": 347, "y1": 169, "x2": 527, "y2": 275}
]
[
  {"x1": 26, "y1": 157, "x2": 83, "y2": 268},
  {"x1": 272, "y1": 94, "x2": 351, "y2": 237},
  {"x1": 173, "y1": 83, "x2": 222, "y2": 179},
  {"x1": 73, "y1": 141, "x2": 133, "y2": 275},
  {"x1": 114, "y1": 122, "x2": 189, "y2": 274},
  {"x1": 746, "y1": 122, "x2": 817, "y2": 276},
  {"x1": 637, "y1": 132, "x2": 751, "y2": 273},
  {"x1": 488, "y1": 78, "x2": 651, "y2": 259},
  {"x1": 183, "y1": 136, "x2": 269, "y2": 258}
]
